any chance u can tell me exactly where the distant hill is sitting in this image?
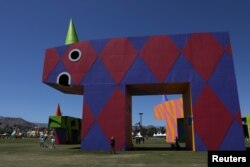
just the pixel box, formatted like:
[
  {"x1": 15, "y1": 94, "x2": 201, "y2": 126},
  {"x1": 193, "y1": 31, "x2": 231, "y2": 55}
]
[{"x1": 0, "y1": 116, "x2": 47, "y2": 129}]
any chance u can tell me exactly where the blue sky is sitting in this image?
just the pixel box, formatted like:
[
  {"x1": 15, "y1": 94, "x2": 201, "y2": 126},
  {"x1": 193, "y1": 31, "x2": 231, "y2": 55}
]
[{"x1": 0, "y1": 0, "x2": 249, "y2": 126}]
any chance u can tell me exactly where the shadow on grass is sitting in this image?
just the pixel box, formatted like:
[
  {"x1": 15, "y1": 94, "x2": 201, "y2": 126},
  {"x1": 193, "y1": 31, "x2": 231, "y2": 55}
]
[
  {"x1": 67, "y1": 146, "x2": 187, "y2": 152},
  {"x1": 69, "y1": 146, "x2": 81, "y2": 149},
  {"x1": 66, "y1": 145, "x2": 250, "y2": 151},
  {"x1": 128, "y1": 147, "x2": 188, "y2": 151}
]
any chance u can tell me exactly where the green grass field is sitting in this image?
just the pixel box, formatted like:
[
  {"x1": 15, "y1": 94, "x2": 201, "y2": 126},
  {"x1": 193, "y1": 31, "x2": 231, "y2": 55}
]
[{"x1": 0, "y1": 138, "x2": 249, "y2": 167}]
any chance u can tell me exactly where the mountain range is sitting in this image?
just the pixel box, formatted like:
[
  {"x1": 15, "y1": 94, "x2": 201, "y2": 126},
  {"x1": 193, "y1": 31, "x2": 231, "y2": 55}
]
[{"x1": 0, "y1": 116, "x2": 47, "y2": 128}]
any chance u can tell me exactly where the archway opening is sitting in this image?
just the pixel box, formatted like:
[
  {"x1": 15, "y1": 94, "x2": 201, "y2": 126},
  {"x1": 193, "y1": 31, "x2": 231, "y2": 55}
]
[{"x1": 127, "y1": 83, "x2": 194, "y2": 151}]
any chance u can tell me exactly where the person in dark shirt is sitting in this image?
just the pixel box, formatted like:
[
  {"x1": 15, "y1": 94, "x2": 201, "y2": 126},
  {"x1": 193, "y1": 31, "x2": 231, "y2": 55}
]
[
  {"x1": 175, "y1": 136, "x2": 180, "y2": 150},
  {"x1": 110, "y1": 136, "x2": 116, "y2": 154}
]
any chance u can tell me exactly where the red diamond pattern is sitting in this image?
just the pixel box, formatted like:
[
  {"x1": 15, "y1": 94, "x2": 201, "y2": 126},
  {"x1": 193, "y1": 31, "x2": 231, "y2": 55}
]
[
  {"x1": 61, "y1": 41, "x2": 97, "y2": 84},
  {"x1": 233, "y1": 110, "x2": 242, "y2": 126},
  {"x1": 81, "y1": 102, "x2": 95, "y2": 139},
  {"x1": 100, "y1": 38, "x2": 137, "y2": 84},
  {"x1": 97, "y1": 88, "x2": 126, "y2": 150},
  {"x1": 183, "y1": 33, "x2": 224, "y2": 80},
  {"x1": 43, "y1": 33, "x2": 244, "y2": 151},
  {"x1": 42, "y1": 48, "x2": 59, "y2": 81},
  {"x1": 140, "y1": 35, "x2": 180, "y2": 82},
  {"x1": 193, "y1": 85, "x2": 233, "y2": 150}
]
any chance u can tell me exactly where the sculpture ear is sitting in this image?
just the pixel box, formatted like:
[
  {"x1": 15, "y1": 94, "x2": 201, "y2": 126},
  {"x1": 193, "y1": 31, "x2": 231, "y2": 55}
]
[
  {"x1": 65, "y1": 18, "x2": 79, "y2": 45},
  {"x1": 55, "y1": 104, "x2": 62, "y2": 116}
]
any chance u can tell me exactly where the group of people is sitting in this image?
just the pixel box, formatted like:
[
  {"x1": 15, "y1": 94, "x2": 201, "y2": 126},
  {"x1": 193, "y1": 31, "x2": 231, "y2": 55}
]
[
  {"x1": 39, "y1": 134, "x2": 181, "y2": 153},
  {"x1": 135, "y1": 137, "x2": 144, "y2": 144},
  {"x1": 39, "y1": 133, "x2": 115, "y2": 153},
  {"x1": 39, "y1": 131, "x2": 55, "y2": 149}
]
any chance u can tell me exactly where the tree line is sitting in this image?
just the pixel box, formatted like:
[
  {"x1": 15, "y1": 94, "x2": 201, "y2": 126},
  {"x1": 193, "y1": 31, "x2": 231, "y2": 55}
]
[{"x1": 133, "y1": 125, "x2": 166, "y2": 137}]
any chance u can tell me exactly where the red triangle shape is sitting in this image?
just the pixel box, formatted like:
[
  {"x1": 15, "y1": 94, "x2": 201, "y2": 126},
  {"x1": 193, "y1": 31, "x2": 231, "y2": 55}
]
[
  {"x1": 81, "y1": 102, "x2": 95, "y2": 139},
  {"x1": 42, "y1": 48, "x2": 60, "y2": 82}
]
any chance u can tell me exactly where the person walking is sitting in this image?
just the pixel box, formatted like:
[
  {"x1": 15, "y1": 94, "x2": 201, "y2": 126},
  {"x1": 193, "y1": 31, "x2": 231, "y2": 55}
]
[
  {"x1": 50, "y1": 133, "x2": 55, "y2": 149},
  {"x1": 110, "y1": 136, "x2": 116, "y2": 154},
  {"x1": 39, "y1": 135, "x2": 45, "y2": 147},
  {"x1": 175, "y1": 136, "x2": 180, "y2": 150}
]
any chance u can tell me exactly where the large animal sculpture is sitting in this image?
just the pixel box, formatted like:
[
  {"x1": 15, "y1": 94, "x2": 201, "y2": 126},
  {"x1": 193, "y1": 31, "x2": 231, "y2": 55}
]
[{"x1": 42, "y1": 20, "x2": 245, "y2": 151}]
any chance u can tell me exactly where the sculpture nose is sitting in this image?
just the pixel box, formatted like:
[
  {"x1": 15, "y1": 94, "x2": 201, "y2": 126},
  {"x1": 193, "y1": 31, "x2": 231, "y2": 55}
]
[{"x1": 57, "y1": 72, "x2": 71, "y2": 86}]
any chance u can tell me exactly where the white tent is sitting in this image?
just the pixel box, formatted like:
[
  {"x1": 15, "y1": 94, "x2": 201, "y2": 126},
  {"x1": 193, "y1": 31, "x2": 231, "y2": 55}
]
[
  {"x1": 135, "y1": 132, "x2": 143, "y2": 138},
  {"x1": 153, "y1": 132, "x2": 166, "y2": 137}
]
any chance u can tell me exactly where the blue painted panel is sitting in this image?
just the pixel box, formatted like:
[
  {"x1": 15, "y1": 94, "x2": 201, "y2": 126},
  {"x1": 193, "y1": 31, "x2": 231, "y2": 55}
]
[
  {"x1": 208, "y1": 53, "x2": 240, "y2": 115},
  {"x1": 47, "y1": 61, "x2": 70, "y2": 84},
  {"x1": 121, "y1": 57, "x2": 158, "y2": 84},
  {"x1": 90, "y1": 39, "x2": 109, "y2": 54},
  {"x1": 212, "y1": 32, "x2": 230, "y2": 48},
  {"x1": 82, "y1": 59, "x2": 115, "y2": 85},
  {"x1": 56, "y1": 45, "x2": 69, "y2": 57},
  {"x1": 84, "y1": 84, "x2": 116, "y2": 118},
  {"x1": 165, "y1": 55, "x2": 205, "y2": 103},
  {"x1": 190, "y1": 80, "x2": 206, "y2": 105},
  {"x1": 219, "y1": 121, "x2": 245, "y2": 150},
  {"x1": 128, "y1": 36, "x2": 149, "y2": 52},
  {"x1": 118, "y1": 84, "x2": 126, "y2": 94},
  {"x1": 81, "y1": 122, "x2": 110, "y2": 151},
  {"x1": 195, "y1": 132, "x2": 207, "y2": 151},
  {"x1": 166, "y1": 55, "x2": 201, "y2": 82},
  {"x1": 168, "y1": 34, "x2": 190, "y2": 49}
]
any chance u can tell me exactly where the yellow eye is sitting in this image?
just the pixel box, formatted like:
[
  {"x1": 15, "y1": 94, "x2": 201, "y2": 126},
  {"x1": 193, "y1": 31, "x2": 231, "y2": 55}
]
[{"x1": 69, "y1": 49, "x2": 81, "y2": 62}]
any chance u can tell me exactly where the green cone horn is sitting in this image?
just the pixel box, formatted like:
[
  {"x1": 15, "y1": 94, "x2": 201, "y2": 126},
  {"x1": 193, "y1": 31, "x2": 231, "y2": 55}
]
[{"x1": 65, "y1": 19, "x2": 79, "y2": 45}]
